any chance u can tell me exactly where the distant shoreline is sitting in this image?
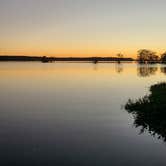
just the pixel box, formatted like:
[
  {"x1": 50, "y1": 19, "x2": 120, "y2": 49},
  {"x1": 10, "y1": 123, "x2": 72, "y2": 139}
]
[{"x1": 0, "y1": 56, "x2": 134, "y2": 62}]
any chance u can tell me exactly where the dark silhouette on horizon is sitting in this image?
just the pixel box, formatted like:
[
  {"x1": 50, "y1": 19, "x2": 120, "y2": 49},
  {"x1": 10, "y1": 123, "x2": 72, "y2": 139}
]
[
  {"x1": 137, "y1": 49, "x2": 159, "y2": 63},
  {"x1": 161, "y1": 52, "x2": 166, "y2": 63},
  {"x1": 0, "y1": 56, "x2": 134, "y2": 63},
  {"x1": 125, "y1": 82, "x2": 166, "y2": 142},
  {"x1": 2, "y1": 49, "x2": 166, "y2": 63},
  {"x1": 136, "y1": 49, "x2": 166, "y2": 64},
  {"x1": 116, "y1": 53, "x2": 124, "y2": 63}
]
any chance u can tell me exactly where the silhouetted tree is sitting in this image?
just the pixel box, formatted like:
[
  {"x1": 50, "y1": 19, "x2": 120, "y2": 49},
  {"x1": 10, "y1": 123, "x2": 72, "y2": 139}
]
[
  {"x1": 137, "y1": 49, "x2": 158, "y2": 63},
  {"x1": 125, "y1": 82, "x2": 166, "y2": 142},
  {"x1": 92, "y1": 57, "x2": 98, "y2": 64},
  {"x1": 41, "y1": 56, "x2": 49, "y2": 63},
  {"x1": 116, "y1": 53, "x2": 123, "y2": 58},
  {"x1": 116, "y1": 53, "x2": 124, "y2": 63},
  {"x1": 160, "y1": 52, "x2": 166, "y2": 63}
]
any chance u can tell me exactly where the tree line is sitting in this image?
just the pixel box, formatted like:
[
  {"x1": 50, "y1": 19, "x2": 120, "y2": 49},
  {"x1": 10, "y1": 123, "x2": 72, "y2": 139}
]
[{"x1": 137, "y1": 49, "x2": 166, "y2": 63}]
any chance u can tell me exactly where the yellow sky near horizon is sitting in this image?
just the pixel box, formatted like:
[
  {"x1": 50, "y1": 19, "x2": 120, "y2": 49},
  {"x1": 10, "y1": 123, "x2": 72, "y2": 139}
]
[{"x1": 1, "y1": 0, "x2": 166, "y2": 58}]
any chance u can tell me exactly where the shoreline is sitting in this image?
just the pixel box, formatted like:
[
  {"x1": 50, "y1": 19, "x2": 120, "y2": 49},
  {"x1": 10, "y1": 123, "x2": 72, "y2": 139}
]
[{"x1": 0, "y1": 56, "x2": 134, "y2": 62}]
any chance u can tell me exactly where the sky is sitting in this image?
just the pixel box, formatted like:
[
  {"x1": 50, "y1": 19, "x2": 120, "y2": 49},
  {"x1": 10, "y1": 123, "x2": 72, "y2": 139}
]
[{"x1": 0, "y1": 0, "x2": 166, "y2": 57}]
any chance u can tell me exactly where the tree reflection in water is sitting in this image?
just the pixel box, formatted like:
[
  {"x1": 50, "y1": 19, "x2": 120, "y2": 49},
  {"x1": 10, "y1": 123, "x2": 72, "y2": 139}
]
[
  {"x1": 160, "y1": 67, "x2": 166, "y2": 75},
  {"x1": 115, "y1": 63, "x2": 123, "y2": 74},
  {"x1": 125, "y1": 82, "x2": 166, "y2": 142},
  {"x1": 137, "y1": 64, "x2": 158, "y2": 77}
]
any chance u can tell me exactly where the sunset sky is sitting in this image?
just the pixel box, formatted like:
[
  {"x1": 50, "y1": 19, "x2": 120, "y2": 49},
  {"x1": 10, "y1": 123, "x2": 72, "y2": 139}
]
[{"x1": 0, "y1": 0, "x2": 166, "y2": 57}]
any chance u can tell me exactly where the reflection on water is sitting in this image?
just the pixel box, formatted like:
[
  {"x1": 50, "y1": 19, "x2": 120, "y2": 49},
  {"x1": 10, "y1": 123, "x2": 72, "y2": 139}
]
[
  {"x1": 93, "y1": 63, "x2": 166, "y2": 76},
  {"x1": 161, "y1": 67, "x2": 166, "y2": 75},
  {"x1": 137, "y1": 64, "x2": 158, "y2": 77},
  {"x1": 125, "y1": 82, "x2": 166, "y2": 142},
  {"x1": 115, "y1": 63, "x2": 123, "y2": 73},
  {"x1": 1, "y1": 62, "x2": 166, "y2": 165}
]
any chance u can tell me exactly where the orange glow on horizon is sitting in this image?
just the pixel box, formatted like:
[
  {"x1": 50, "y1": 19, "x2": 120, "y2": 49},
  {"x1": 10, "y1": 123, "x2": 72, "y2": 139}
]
[
  {"x1": 0, "y1": 42, "x2": 136, "y2": 57},
  {"x1": 0, "y1": 48, "x2": 165, "y2": 58},
  {"x1": 1, "y1": 1, "x2": 166, "y2": 59},
  {"x1": 0, "y1": 48, "x2": 133, "y2": 57}
]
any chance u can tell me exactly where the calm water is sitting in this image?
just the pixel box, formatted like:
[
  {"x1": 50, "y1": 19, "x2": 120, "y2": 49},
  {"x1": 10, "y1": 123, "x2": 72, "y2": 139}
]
[{"x1": 1, "y1": 62, "x2": 166, "y2": 166}]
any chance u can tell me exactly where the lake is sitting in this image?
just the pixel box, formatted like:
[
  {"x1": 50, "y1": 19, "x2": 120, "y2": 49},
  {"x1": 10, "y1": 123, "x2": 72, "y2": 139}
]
[{"x1": 0, "y1": 62, "x2": 166, "y2": 166}]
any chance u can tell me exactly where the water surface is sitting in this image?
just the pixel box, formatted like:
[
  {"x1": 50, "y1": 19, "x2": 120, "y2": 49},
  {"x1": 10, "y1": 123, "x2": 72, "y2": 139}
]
[{"x1": 1, "y1": 62, "x2": 166, "y2": 166}]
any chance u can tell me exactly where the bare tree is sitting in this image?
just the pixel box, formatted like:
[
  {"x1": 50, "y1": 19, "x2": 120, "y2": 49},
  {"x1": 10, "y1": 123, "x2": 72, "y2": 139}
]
[
  {"x1": 137, "y1": 49, "x2": 158, "y2": 63},
  {"x1": 161, "y1": 52, "x2": 166, "y2": 63},
  {"x1": 116, "y1": 53, "x2": 124, "y2": 59},
  {"x1": 116, "y1": 53, "x2": 124, "y2": 63}
]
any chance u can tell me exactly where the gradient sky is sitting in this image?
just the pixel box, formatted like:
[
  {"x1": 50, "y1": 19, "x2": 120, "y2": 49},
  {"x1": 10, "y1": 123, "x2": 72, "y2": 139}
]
[{"x1": 0, "y1": 0, "x2": 166, "y2": 57}]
